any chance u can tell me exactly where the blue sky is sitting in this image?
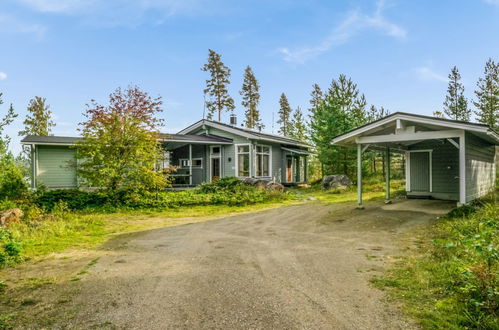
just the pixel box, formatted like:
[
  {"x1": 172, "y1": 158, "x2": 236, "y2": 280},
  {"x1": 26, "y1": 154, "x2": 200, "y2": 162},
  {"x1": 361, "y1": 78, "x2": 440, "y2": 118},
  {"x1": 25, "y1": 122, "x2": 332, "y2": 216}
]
[{"x1": 1, "y1": 0, "x2": 499, "y2": 154}]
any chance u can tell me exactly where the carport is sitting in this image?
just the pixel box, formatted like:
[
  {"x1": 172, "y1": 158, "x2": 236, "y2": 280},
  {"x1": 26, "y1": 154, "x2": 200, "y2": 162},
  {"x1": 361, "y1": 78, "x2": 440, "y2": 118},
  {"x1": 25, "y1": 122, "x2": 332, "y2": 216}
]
[{"x1": 332, "y1": 112, "x2": 499, "y2": 207}]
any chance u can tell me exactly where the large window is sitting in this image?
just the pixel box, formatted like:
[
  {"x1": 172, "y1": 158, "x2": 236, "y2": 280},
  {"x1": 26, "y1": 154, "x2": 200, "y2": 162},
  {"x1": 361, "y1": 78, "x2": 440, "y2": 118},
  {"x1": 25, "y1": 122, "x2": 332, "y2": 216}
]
[
  {"x1": 256, "y1": 145, "x2": 271, "y2": 177},
  {"x1": 237, "y1": 145, "x2": 250, "y2": 177}
]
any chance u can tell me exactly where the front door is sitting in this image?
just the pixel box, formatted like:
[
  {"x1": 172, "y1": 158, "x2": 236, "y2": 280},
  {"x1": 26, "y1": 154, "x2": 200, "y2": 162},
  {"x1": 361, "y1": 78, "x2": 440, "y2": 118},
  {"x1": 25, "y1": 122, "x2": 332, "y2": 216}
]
[
  {"x1": 410, "y1": 152, "x2": 430, "y2": 192},
  {"x1": 286, "y1": 156, "x2": 293, "y2": 182},
  {"x1": 211, "y1": 157, "x2": 221, "y2": 181}
]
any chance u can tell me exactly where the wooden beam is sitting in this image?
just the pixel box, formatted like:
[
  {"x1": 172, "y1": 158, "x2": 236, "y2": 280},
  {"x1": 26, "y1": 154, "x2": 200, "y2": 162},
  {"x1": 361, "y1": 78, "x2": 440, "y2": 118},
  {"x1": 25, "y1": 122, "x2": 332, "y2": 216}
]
[
  {"x1": 189, "y1": 144, "x2": 193, "y2": 186},
  {"x1": 357, "y1": 144, "x2": 363, "y2": 208},
  {"x1": 447, "y1": 138, "x2": 459, "y2": 149},
  {"x1": 385, "y1": 147, "x2": 391, "y2": 201},
  {"x1": 459, "y1": 133, "x2": 466, "y2": 205},
  {"x1": 355, "y1": 129, "x2": 462, "y2": 144}
]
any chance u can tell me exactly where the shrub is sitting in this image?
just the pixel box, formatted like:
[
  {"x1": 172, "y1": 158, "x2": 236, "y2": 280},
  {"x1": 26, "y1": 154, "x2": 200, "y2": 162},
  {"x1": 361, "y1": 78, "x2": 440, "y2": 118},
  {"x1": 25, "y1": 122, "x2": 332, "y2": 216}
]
[
  {"x1": 0, "y1": 156, "x2": 28, "y2": 200},
  {"x1": 198, "y1": 177, "x2": 245, "y2": 193},
  {"x1": 0, "y1": 228, "x2": 23, "y2": 267}
]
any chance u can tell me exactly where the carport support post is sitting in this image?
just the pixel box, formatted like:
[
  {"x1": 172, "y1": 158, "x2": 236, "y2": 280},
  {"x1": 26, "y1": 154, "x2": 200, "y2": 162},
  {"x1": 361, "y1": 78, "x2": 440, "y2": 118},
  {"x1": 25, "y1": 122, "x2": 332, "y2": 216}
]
[
  {"x1": 357, "y1": 144, "x2": 363, "y2": 209},
  {"x1": 385, "y1": 147, "x2": 391, "y2": 203}
]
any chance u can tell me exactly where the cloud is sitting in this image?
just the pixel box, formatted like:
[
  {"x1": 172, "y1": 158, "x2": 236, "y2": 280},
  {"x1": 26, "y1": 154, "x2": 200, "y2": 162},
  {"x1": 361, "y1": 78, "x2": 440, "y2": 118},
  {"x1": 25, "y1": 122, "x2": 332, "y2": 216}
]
[
  {"x1": 0, "y1": 72, "x2": 7, "y2": 80},
  {"x1": 278, "y1": 0, "x2": 407, "y2": 63},
  {"x1": 484, "y1": 0, "x2": 499, "y2": 5},
  {"x1": 414, "y1": 67, "x2": 447, "y2": 83},
  {"x1": 0, "y1": 13, "x2": 46, "y2": 38},
  {"x1": 11, "y1": 0, "x2": 207, "y2": 27}
]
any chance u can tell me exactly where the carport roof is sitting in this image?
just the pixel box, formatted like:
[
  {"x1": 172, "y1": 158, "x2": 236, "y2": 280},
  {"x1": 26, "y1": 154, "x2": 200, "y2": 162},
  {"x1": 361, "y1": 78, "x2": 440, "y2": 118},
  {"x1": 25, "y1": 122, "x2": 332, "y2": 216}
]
[{"x1": 331, "y1": 112, "x2": 499, "y2": 147}]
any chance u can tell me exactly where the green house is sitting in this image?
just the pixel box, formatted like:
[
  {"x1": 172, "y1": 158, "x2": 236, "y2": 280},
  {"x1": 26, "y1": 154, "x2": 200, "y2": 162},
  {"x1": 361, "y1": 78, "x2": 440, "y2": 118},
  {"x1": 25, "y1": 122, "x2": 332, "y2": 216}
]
[
  {"x1": 332, "y1": 112, "x2": 499, "y2": 206},
  {"x1": 21, "y1": 118, "x2": 311, "y2": 189}
]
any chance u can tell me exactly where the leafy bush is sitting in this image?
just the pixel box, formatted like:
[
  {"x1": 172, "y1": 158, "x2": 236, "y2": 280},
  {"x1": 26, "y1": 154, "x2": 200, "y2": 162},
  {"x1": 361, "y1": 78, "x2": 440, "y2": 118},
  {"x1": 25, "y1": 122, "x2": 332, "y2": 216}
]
[
  {"x1": 0, "y1": 228, "x2": 23, "y2": 267},
  {"x1": 0, "y1": 155, "x2": 28, "y2": 200},
  {"x1": 34, "y1": 180, "x2": 290, "y2": 212}
]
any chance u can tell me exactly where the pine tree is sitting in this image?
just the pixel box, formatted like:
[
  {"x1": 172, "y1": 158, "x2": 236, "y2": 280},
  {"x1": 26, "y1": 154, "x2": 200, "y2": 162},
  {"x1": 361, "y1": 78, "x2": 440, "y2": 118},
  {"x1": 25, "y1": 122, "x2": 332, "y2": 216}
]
[
  {"x1": 473, "y1": 58, "x2": 498, "y2": 130},
  {"x1": 277, "y1": 93, "x2": 292, "y2": 136},
  {"x1": 289, "y1": 107, "x2": 307, "y2": 142},
  {"x1": 309, "y1": 84, "x2": 324, "y2": 112},
  {"x1": 443, "y1": 66, "x2": 470, "y2": 121},
  {"x1": 201, "y1": 49, "x2": 235, "y2": 121},
  {"x1": 367, "y1": 105, "x2": 389, "y2": 122},
  {"x1": 433, "y1": 111, "x2": 445, "y2": 118},
  {"x1": 0, "y1": 93, "x2": 17, "y2": 155},
  {"x1": 240, "y1": 66, "x2": 262, "y2": 129},
  {"x1": 19, "y1": 96, "x2": 55, "y2": 136}
]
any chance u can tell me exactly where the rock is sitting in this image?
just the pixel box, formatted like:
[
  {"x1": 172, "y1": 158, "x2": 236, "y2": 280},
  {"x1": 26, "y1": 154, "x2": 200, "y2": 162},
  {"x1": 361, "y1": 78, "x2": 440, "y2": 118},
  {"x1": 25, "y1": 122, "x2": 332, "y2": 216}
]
[
  {"x1": 266, "y1": 182, "x2": 284, "y2": 192},
  {"x1": 322, "y1": 175, "x2": 353, "y2": 190},
  {"x1": 0, "y1": 208, "x2": 23, "y2": 227},
  {"x1": 243, "y1": 178, "x2": 284, "y2": 191}
]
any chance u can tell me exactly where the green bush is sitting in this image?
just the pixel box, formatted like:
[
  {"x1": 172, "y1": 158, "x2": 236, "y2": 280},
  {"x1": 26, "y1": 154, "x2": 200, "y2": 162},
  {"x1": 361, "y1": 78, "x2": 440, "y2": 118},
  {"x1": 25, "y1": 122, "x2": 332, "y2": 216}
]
[
  {"x1": 0, "y1": 228, "x2": 23, "y2": 267},
  {"x1": 198, "y1": 177, "x2": 245, "y2": 193},
  {"x1": 0, "y1": 156, "x2": 28, "y2": 200}
]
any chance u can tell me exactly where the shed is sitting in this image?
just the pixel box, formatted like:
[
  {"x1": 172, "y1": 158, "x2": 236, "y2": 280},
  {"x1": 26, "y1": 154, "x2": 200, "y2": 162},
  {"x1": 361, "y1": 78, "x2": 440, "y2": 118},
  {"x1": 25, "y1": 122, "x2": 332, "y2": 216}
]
[{"x1": 331, "y1": 112, "x2": 499, "y2": 206}]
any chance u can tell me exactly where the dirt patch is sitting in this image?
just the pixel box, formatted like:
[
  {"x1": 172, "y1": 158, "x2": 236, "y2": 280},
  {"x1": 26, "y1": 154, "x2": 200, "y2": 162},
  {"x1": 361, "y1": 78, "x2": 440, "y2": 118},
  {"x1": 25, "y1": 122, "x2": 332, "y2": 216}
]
[{"x1": 0, "y1": 199, "x2": 453, "y2": 329}]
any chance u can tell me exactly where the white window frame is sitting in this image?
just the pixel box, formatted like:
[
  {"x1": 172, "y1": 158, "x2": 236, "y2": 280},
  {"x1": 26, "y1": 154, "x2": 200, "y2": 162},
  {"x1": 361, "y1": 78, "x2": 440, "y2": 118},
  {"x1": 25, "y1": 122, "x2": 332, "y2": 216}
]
[
  {"x1": 209, "y1": 145, "x2": 222, "y2": 182},
  {"x1": 180, "y1": 158, "x2": 203, "y2": 169},
  {"x1": 405, "y1": 149, "x2": 433, "y2": 193},
  {"x1": 235, "y1": 143, "x2": 251, "y2": 178},
  {"x1": 255, "y1": 144, "x2": 272, "y2": 178}
]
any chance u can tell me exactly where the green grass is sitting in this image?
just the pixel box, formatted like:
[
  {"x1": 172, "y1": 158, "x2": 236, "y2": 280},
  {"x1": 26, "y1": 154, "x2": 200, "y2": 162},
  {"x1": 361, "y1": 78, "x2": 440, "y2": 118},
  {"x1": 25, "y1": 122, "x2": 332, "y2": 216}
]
[
  {"x1": 300, "y1": 179, "x2": 406, "y2": 203},
  {"x1": 372, "y1": 193, "x2": 499, "y2": 329},
  {"x1": 6, "y1": 198, "x2": 301, "y2": 261}
]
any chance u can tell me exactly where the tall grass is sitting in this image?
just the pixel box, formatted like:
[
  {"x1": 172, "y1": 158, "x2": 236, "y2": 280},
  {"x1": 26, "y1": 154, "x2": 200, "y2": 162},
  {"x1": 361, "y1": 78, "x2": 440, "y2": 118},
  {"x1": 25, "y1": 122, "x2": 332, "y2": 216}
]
[{"x1": 373, "y1": 194, "x2": 498, "y2": 329}]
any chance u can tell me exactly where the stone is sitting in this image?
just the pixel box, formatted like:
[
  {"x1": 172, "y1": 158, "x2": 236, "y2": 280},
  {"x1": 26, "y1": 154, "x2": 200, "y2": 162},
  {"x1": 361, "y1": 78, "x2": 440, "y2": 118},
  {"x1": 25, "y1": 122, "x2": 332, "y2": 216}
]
[
  {"x1": 0, "y1": 208, "x2": 23, "y2": 227},
  {"x1": 243, "y1": 178, "x2": 284, "y2": 191},
  {"x1": 266, "y1": 182, "x2": 284, "y2": 192},
  {"x1": 322, "y1": 175, "x2": 353, "y2": 190}
]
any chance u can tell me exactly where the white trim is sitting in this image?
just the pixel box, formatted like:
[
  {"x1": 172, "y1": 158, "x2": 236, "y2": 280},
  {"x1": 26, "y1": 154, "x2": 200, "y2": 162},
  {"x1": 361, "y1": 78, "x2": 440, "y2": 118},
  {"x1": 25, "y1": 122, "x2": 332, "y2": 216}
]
[
  {"x1": 332, "y1": 113, "x2": 498, "y2": 145},
  {"x1": 355, "y1": 129, "x2": 461, "y2": 144},
  {"x1": 234, "y1": 143, "x2": 251, "y2": 178},
  {"x1": 281, "y1": 147, "x2": 311, "y2": 155},
  {"x1": 361, "y1": 144, "x2": 370, "y2": 153},
  {"x1": 406, "y1": 150, "x2": 433, "y2": 193},
  {"x1": 209, "y1": 145, "x2": 222, "y2": 182},
  {"x1": 357, "y1": 144, "x2": 362, "y2": 206},
  {"x1": 21, "y1": 142, "x2": 76, "y2": 146},
  {"x1": 459, "y1": 132, "x2": 466, "y2": 204},
  {"x1": 447, "y1": 138, "x2": 459, "y2": 149},
  {"x1": 255, "y1": 144, "x2": 272, "y2": 178},
  {"x1": 179, "y1": 158, "x2": 203, "y2": 169}
]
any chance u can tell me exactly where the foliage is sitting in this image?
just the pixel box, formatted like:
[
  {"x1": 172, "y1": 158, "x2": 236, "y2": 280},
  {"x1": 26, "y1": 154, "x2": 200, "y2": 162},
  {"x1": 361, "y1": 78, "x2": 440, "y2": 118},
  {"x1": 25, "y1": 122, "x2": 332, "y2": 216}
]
[
  {"x1": 18, "y1": 96, "x2": 55, "y2": 137},
  {"x1": 0, "y1": 94, "x2": 28, "y2": 200},
  {"x1": 240, "y1": 65, "x2": 262, "y2": 129},
  {"x1": 74, "y1": 85, "x2": 169, "y2": 192},
  {"x1": 373, "y1": 197, "x2": 499, "y2": 329},
  {"x1": 201, "y1": 49, "x2": 235, "y2": 121},
  {"x1": 443, "y1": 66, "x2": 470, "y2": 121},
  {"x1": 288, "y1": 106, "x2": 307, "y2": 142},
  {"x1": 473, "y1": 58, "x2": 499, "y2": 131},
  {"x1": 0, "y1": 228, "x2": 23, "y2": 267},
  {"x1": 278, "y1": 93, "x2": 292, "y2": 136},
  {"x1": 309, "y1": 74, "x2": 368, "y2": 178}
]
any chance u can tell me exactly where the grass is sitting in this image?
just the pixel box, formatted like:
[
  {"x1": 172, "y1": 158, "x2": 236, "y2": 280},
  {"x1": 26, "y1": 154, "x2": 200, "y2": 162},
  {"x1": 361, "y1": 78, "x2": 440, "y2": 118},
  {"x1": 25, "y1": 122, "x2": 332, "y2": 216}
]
[
  {"x1": 301, "y1": 179, "x2": 406, "y2": 203},
  {"x1": 6, "y1": 199, "x2": 301, "y2": 261},
  {"x1": 372, "y1": 192, "x2": 498, "y2": 329}
]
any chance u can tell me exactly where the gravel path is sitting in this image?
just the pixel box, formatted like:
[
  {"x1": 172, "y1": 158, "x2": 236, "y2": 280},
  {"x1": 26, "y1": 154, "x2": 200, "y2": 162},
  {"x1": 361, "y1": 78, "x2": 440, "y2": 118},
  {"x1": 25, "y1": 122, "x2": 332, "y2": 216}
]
[{"x1": 67, "y1": 199, "x2": 453, "y2": 329}]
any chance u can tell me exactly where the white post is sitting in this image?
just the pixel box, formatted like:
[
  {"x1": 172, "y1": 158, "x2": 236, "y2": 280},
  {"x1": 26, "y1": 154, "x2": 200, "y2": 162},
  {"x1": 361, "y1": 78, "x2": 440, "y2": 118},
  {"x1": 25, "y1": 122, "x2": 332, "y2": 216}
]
[
  {"x1": 189, "y1": 144, "x2": 193, "y2": 186},
  {"x1": 385, "y1": 147, "x2": 391, "y2": 203},
  {"x1": 357, "y1": 144, "x2": 363, "y2": 208},
  {"x1": 459, "y1": 133, "x2": 466, "y2": 205}
]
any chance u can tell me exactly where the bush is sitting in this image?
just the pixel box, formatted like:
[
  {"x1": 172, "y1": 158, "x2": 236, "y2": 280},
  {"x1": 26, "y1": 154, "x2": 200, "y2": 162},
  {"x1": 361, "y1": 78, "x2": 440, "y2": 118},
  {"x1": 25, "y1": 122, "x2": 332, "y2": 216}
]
[
  {"x1": 0, "y1": 228, "x2": 23, "y2": 267},
  {"x1": 198, "y1": 177, "x2": 245, "y2": 193},
  {"x1": 0, "y1": 156, "x2": 28, "y2": 200}
]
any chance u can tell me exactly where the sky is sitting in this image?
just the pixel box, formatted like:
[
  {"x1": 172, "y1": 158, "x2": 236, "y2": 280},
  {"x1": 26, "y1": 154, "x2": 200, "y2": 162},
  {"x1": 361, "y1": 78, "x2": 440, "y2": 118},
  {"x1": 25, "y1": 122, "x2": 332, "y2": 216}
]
[{"x1": 1, "y1": 0, "x2": 498, "y2": 154}]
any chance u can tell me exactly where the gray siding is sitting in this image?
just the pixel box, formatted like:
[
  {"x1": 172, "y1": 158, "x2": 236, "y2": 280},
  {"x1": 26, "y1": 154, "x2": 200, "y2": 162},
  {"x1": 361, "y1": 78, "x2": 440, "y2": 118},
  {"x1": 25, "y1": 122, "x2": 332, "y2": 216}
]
[
  {"x1": 465, "y1": 132, "x2": 496, "y2": 202},
  {"x1": 409, "y1": 152, "x2": 430, "y2": 192},
  {"x1": 36, "y1": 145, "x2": 77, "y2": 188},
  {"x1": 171, "y1": 144, "x2": 206, "y2": 185},
  {"x1": 408, "y1": 139, "x2": 459, "y2": 200}
]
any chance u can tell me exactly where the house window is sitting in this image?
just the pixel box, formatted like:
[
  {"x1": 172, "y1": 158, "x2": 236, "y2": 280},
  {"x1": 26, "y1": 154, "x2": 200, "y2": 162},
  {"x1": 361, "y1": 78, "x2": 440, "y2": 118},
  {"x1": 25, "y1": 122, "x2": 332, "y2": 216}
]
[
  {"x1": 180, "y1": 158, "x2": 203, "y2": 168},
  {"x1": 237, "y1": 145, "x2": 250, "y2": 177},
  {"x1": 211, "y1": 146, "x2": 221, "y2": 155},
  {"x1": 256, "y1": 145, "x2": 271, "y2": 177}
]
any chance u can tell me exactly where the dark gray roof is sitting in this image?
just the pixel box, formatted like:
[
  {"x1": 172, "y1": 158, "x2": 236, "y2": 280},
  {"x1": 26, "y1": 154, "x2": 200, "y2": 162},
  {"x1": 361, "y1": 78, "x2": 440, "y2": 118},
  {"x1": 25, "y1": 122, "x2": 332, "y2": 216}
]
[
  {"x1": 179, "y1": 119, "x2": 311, "y2": 148},
  {"x1": 21, "y1": 135, "x2": 81, "y2": 144},
  {"x1": 21, "y1": 133, "x2": 233, "y2": 145}
]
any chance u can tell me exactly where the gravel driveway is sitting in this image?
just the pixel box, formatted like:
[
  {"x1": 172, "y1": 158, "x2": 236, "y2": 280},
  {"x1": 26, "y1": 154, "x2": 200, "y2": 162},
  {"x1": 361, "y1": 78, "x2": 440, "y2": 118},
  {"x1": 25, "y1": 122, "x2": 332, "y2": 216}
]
[{"x1": 67, "y1": 199, "x2": 453, "y2": 329}]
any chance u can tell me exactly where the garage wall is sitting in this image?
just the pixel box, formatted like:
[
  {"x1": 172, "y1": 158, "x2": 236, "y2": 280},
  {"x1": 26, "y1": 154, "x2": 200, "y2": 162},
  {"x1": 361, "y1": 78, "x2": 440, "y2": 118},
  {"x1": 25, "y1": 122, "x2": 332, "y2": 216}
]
[{"x1": 465, "y1": 132, "x2": 496, "y2": 202}]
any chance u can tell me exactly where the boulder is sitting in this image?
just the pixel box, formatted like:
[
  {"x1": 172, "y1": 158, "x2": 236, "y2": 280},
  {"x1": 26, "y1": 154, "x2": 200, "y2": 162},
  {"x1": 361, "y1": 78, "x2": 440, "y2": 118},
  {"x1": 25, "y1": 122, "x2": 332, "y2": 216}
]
[
  {"x1": 266, "y1": 181, "x2": 284, "y2": 192},
  {"x1": 322, "y1": 175, "x2": 353, "y2": 190},
  {"x1": 243, "y1": 178, "x2": 284, "y2": 191},
  {"x1": 0, "y1": 208, "x2": 23, "y2": 227}
]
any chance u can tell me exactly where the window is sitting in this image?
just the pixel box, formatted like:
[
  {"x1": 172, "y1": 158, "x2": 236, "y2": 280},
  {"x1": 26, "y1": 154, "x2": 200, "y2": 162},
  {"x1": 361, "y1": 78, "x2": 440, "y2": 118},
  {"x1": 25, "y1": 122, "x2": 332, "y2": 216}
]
[
  {"x1": 180, "y1": 158, "x2": 203, "y2": 168},
  {"x1": 237, "y1": 145, "x2": 250, "y2": 177},
  {"x1": 256, "y1": 145, "x2": 271, "y2": 177},
  {"x1": 211, "y1": 146, "x2": 221, "y2": 155}
]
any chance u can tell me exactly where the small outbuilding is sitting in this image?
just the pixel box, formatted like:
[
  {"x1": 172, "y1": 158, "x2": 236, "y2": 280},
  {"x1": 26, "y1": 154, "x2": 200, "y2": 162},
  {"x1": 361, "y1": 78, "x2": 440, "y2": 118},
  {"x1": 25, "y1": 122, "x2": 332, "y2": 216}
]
[{"x1": 332, "y1": 112, "x2": 498, "y2": 206}]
